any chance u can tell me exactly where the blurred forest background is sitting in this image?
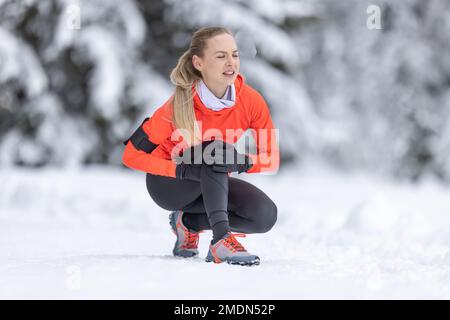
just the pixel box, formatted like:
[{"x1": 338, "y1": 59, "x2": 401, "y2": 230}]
[{"x1": 1, "y1": 0, "x2": 449, "y2": 183}]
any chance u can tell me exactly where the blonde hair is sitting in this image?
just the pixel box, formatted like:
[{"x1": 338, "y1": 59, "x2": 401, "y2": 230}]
[{"x1": 169, "y1": 27, "x2": 233, "y2": 146}]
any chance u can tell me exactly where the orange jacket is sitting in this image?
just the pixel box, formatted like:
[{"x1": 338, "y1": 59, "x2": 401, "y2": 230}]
[{"x1": 122, "y1": 73, "x2": 279, "y2": 178}]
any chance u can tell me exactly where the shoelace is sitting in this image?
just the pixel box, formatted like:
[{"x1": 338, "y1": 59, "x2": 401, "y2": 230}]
[
  {"x1": 223, "y1": 233, "x2": 247, "y2": 252},
  {"x1": 182, "y1": 229, "x2": 200, "y2": 249}
]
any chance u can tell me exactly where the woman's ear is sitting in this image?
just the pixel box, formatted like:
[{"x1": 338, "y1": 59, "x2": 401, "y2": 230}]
[{"x1": 192, "y1": 55, "x2": 202, "y2": 72}]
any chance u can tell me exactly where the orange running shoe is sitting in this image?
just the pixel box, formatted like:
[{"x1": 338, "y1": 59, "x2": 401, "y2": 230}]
[
  {"x1": 169, "y1": 210, "x2": 201, "y2": 258},
  {"x1": 205, "y1": 232, "x2": 260, "y2": 266}
]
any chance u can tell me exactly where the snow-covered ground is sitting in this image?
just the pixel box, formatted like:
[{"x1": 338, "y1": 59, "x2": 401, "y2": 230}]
[{"x1": 1, "y1": 164, "x2": 450, "y2": 299}]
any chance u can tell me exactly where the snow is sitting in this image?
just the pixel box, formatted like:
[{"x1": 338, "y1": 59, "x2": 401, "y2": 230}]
[
  {"x1": 52, "y1": 0, "x2": 147, "y2": 120},
  {"x1": 1, "y1": 1, "x2": 450, "y2": 297},
  {"x1": 246, "y1": 0, "x2": 320, "y2": 23},
  {"x1": 1, "y1": 164, "x2": 450, "y2": 299},
  {"x1": 78, "y1": 25, "x2": 126, "y2": 120},
  {"x1": 0, "y1": 27, "x2": 48, "y2": 97},
  {"x1": 241, "y1": 59, "x2": 322, "y2": 153},
  {"x1": 2, "y1": 0, "x2": 449, "y2": 180},
  {"x1": 166, "y1": 0, "x2": 301, "y2": 66}
]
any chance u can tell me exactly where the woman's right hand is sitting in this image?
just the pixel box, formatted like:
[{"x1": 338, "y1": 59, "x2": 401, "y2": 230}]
[
  {"x1": 175, "y1": 140, "x2": 253, "y2": 178},
  {"x1": 208, "y1": 141, "x2": 252, "y2": 174},
  {"x1": 187, "y1": 140, "x2": 253, "y2": 173}
]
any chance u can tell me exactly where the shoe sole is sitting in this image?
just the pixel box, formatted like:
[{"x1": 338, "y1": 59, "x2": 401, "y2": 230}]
[{"x1": 205, "y1": 256, "x2": 260, "y2": 266}]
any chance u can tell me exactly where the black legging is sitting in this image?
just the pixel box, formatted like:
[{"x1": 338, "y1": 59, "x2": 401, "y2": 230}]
[{"x1": 146, "y1": 164, "x2": 277, "y2": 234}]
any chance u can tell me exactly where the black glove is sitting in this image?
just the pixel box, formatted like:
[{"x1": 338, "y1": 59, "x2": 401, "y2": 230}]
[
  {"x1": 176, "y1": 140, "x2": 220, "y2": 166},
  {"x1": 173, "y1": 141, "x2": 211, "y2": 181},
  {"x1": 205, "y1": 140, "x2": 253, "y2": 174},
  {"x1": 175, "y1": 140, "x2": 253, "y2": 176}
]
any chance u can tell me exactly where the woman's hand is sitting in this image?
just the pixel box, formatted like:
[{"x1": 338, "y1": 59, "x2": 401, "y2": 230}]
[
  {"x1": 209, "y1": 141, "x2": 253, "y2": 174},
  {"x1": 176, "y1": 140, "x2": 253, "y2": 175}
]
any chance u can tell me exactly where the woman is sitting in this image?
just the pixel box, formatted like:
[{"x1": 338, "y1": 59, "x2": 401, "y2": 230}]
[{"x1": 122, "y1": 27, "x2": 279, "y2": 266}]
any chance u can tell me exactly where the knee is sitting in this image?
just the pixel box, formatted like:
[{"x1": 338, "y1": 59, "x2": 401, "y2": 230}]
[{"x1": 255, "y1": 199, "x2": 278, "y2": 233}]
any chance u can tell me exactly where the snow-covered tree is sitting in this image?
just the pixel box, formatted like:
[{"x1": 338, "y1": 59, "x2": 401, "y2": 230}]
[
  {"x1": 295, "y1": 0, "x2": 450, "y2": 181},
  {"x1": 1, "y1": 0, "x2": 449, "y2": 183},
  {"x1": 0, "y1": 0, "x2": 172, "y2": 167}
]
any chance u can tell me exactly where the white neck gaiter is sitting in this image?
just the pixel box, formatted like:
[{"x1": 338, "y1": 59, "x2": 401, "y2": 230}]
[{"x1": 195, "y1": 79, "x2": 236, "y2": 111}]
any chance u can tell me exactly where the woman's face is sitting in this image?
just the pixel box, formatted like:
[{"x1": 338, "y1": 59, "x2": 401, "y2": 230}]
[{"x1": 192, "y1": 33, "x2": 240, "y2": 92}]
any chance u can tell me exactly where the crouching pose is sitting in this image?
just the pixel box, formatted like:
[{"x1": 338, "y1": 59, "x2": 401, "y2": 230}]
[{"x1": 122, "y1": 27, "x2": 279, "y2": 266}]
